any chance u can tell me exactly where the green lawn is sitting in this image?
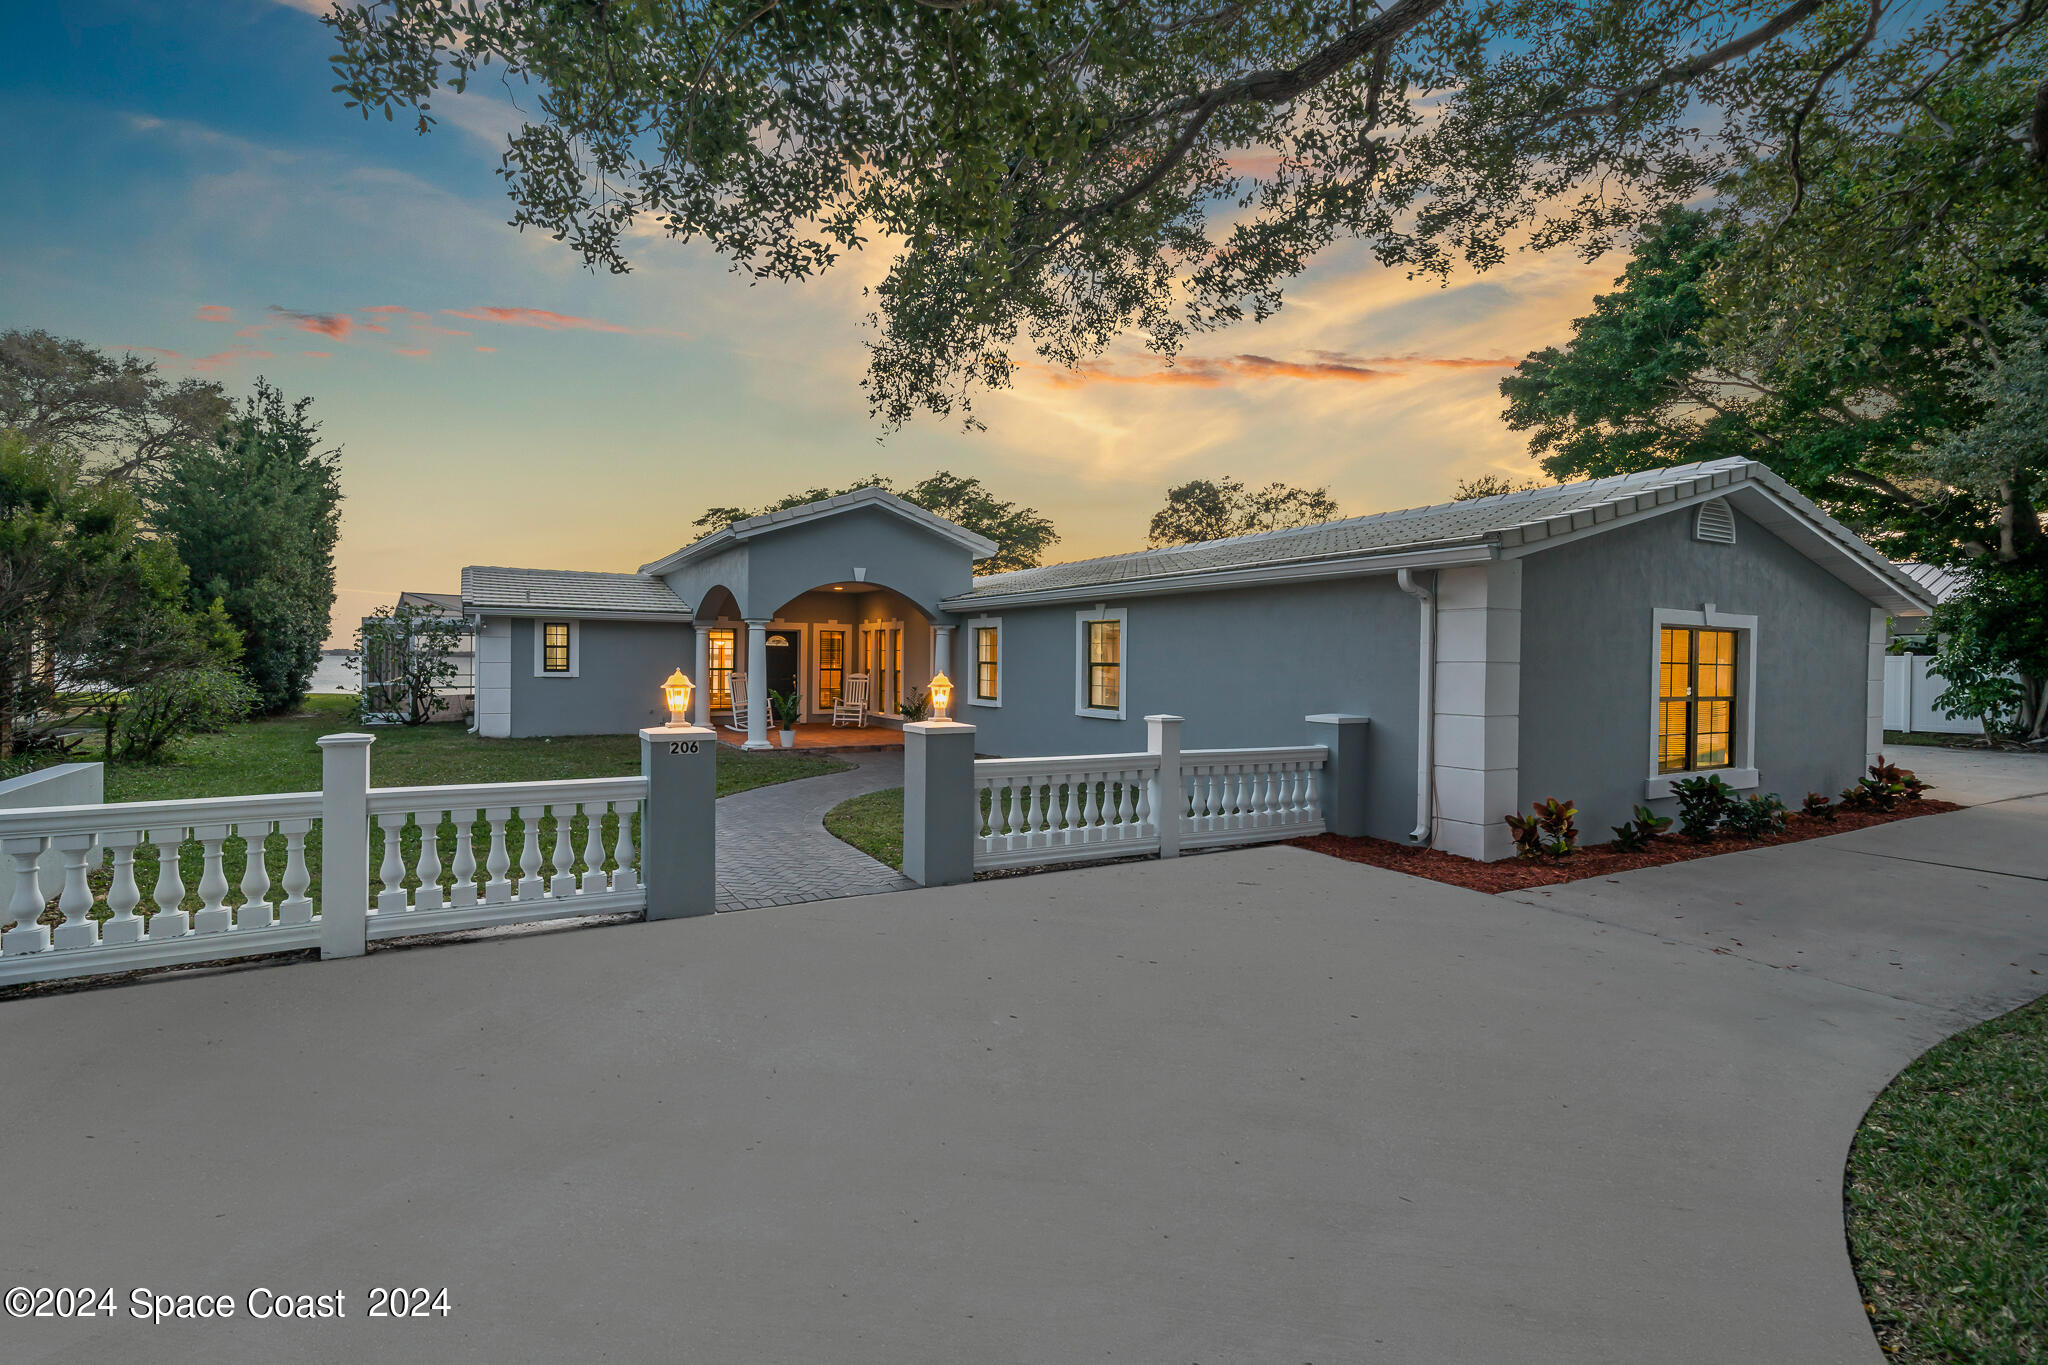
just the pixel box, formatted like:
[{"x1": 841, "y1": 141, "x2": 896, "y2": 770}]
[
  {"x1": 823, "y1": 786, "x2": 905, "y2": 870},
  {"x1": 1847, "y1": 993, "x2": 2048, "y2": 1363},
  {"x1": 7, "y1": 696, "x2": 846, "y2": 929},
  {"x1": 1884, "y1": 729, "x2": 1968, "y2": 749}
]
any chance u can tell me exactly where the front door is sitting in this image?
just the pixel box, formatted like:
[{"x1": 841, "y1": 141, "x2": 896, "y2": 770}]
[{"x1": 763, "y1": 629, "x2": 800, "y2": 713}]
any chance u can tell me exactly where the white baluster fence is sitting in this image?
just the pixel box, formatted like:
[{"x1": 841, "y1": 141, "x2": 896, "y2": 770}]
[
  {"x1": 0, "y1": 727, "x2": 708, "y2": 988},
  {"x1": 966, "y1": 721, "x2": 1333, "y2": 873},
  {"x1": 1, "y1": 792, "x2": 325, "y2": 985},
  {"x1": 363, "y1": 778, "x2": 644, "y2": 940}
]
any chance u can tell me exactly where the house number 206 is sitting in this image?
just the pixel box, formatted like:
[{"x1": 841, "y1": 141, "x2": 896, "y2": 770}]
[{"x1": 669, "y1": 741, "x2": 700, "y2": 754}]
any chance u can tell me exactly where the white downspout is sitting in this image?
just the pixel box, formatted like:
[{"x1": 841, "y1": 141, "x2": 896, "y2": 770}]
[{"x1": 1397, "y1": 568, "x2": 1437, "y2": 845}]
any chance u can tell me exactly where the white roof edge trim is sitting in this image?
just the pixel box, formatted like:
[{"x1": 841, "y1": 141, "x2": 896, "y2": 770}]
[
  {"x1": 941, "y1": 541, "x2": 1496, "y2": 610},
  {"x1": 639, "y1": 486, "x2": 1001, "y2": 575}
]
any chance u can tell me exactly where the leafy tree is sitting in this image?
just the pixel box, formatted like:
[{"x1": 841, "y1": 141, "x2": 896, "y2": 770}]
[
  {"x1": 1500, "y1": 209, "x2": 2005, "y2": 565},
  {"x1": 324, "y1": 0, "x2": 2044, "y2": 426},
  {"x1": 1147, "y1": 476, "x2": 1338, "y2": 546},
  {"x1": 1451, "y1": 474, "x2": 1541, "y2": 501},
  {"x1": 351, "y1": 600, "x2": 466, "y2": 726},
  {"x1": 146, "y1": 381, "x2": 343, "y2": 714},
  {"x1": 693, "y1": 470, "x2": 1057, "y2": 573},
  {"x1": 1930, "y1": 558, "x2": 2048, "y2": 743},
  {"x1": 0, "y1": 329, "x2": 231, "y2": 480},
  {"x1": 0, "y1": 432, "x2": 220, "y2": 756}
]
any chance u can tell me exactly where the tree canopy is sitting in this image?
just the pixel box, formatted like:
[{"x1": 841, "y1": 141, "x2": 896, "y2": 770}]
[
  {"x1": 692, "y1": 469, "x2": 1057, "y2": 572},
  {"x1": 146, "y1": 381, "x2": 344, "y2": 714},
  {"x1": 0, "y1": 329, "x2": 232, "y2": 481},
  {"x1": 325, "y1": 1, "x2": 2046, "y2": 427},
  {"x1": 1146, "y1": 475, "x2": 1338, "y2": 545}
]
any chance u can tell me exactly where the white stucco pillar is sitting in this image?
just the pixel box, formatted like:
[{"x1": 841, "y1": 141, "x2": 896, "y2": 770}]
[
  {"x1": 692, "y1": 625, "x2": 711, "y2": 729},
  {"x1": 744, "y1": 618, "x2": 771, "y2": 751},
  {"x1": 933, "y1": 625, "x2": 953, "y2": 683},
  {"x1": 1431, "y1": 561, "x2": 1523, "y2": 861}
]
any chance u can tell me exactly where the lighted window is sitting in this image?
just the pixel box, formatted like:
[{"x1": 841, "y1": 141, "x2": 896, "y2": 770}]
[
  {"x1": 707, "y1": 629, "x2": 735, "y2": 709},
  {"x1": 542, "y1": 623, "x2": 571, "y2": 673},
  {"x1": 975, "y1": 626, "x2": 999, "y2": 701},
  {"x1": 817, "y1": 630, "x2": 845, "y2": 707},
  {"x1": 1085, "y1": 619, "x2": 1120, "y2": 711},
  {"x1": 1658, "y1": 626, "x2": 1737, "y2": 773}
]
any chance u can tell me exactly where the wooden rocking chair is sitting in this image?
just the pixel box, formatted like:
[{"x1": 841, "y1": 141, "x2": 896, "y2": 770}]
[
  {"x1": 832, "y1": 673, "x2": 871, "y2": 728},
  {"x1": 725, "y1": 672, "x2": 750, "y2": 734}
]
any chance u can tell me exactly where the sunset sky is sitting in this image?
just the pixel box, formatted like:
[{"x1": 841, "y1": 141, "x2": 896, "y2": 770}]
[{"x1": 3, "y1": 1, "x2": 1617, "y2": 644}]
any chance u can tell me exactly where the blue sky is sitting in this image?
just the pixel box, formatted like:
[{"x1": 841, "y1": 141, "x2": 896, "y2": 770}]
[{"x1": 2, "y1": 0, "x2": 1618, "y2": 642}]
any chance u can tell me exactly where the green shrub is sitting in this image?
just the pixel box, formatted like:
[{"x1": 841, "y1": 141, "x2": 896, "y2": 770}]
[
  {"x1": 1670, "y1": 774, "x2": 1736, "y2": 839},
  {"x1": 115, "y1": 666, "x2": 259, "y2": 763},
  {"x1": 1609, "y1": 804, "x2": 1673, "y2": 852},
  {"x1": 1723, "y1": 792, "x2": 1788, "y2": 839},
  {"x1": 1801, "y1": 791, "x2": 1835, "y2": 821}
]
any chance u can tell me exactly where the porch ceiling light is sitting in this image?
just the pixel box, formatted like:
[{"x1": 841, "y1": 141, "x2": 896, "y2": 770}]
[
  {"x1": 929, "y1": 671, "x2": 954, "y2": 721},
  {"x1": 663, "y1": 669, "x2": 694, "y2": 726}
]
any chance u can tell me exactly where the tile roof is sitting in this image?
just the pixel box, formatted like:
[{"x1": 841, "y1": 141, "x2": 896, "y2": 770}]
[
  {"x1": 948, "y1": 458, "x2": 1932, "y2": 615},
  {"x1": 954, "y1": 460, "x2": 1760, "y2": 599},
  {"x1": 461, "y1": 566, "x2": 691, "y2": 618}
]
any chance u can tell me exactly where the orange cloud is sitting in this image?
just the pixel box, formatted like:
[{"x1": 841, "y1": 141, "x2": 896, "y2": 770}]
[
  {"x1": 360, "y1": 323, "x2": 390, "y2": 333},
  {"x1": 396, "y1": 348, "x2": 431, "y2": 357},
  {"x1": 121, "y1": 345, "x2": 180, "y2": 358},
  {"x1": 475, "y1": 346, "x2": 496, "y2": 353},
  {"x1": 303, "y1": 351, "x2": 332, "y2": 358},
  {"x1": 446, "y1": 306, "x2": 634, "y2": 333},
  {"x1": 271, "y1": 308, "x2": 355, "y2": 339},
  {"x1": 192, "y1": 347, "x2": 274, "y2": 372},
  {"x1": 363, "y1": 304, "x2": 408, "y2": 313},
  {"x1": 1042, "y1": 349, "x2": 1518, "y2": 389},
  {"x1": 195, "y1": 304, "x2": 232, "y2": 323}
]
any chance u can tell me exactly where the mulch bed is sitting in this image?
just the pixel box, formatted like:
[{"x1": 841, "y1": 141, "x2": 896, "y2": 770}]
[{"x1": 1288, "y1": 799, "x2": 1964, "y2": 894}]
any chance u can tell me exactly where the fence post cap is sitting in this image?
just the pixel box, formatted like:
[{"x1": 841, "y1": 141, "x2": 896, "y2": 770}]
[
  {"x1": 1143, "y1": 714, "x2": 1185, "y2": 724},
  {"x1": 905, "y1": 720, "x2": 975, "y2": 735},
  {"x1": 1304, "y1": 713, "x2": 1370, "y2": 726},
  {"x1": 639, "y1": 724, "x2": 717, "y2": 740},
  {"x1": 315, "y1": 732, "x2": 376, "y2": 748}
]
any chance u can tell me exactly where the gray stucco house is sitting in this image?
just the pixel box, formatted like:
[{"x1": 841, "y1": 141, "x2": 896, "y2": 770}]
[{"x1": 461, "y1": 458, "x2": 1934, "y2": 860}]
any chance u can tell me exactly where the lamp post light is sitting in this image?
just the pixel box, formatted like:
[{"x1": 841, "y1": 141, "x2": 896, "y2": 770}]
[
  {"x1": 928, "y1": 670, "x2": 954, "y2": 721},
  {"x1": 663, "y1": 669, "x2": 695, "y2": 727}
]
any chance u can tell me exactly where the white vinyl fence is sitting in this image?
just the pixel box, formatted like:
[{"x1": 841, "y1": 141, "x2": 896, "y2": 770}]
[
  {"x1": 0, "y1": 726, "x2": 710, "y2": 988},
  {"x1": 1882, "y1": 653, "x2": 1983, "y2": 735},
  {"x1": 970, "y1": 717, "x2": 1330, "y2": 871}
]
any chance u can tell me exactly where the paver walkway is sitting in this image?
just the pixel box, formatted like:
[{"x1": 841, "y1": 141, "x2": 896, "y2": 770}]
[{"x1": 715, "y1": 755, "x2": 913, "y2": 910}]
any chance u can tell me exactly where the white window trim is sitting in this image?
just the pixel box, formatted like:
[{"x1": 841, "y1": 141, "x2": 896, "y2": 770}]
[
  {"x1": 1644, "y1": 604, "x2": 1759, "y2": 798},
  {"x1": 967, "y1": 615, "x2": 1002, "y2": 708},
  {"x1": 1074, "y1": 605, "x2": 1128, "y2": 720},
  {"x1": 533, "y1": 619, "x2": 579, "y2": 678}
]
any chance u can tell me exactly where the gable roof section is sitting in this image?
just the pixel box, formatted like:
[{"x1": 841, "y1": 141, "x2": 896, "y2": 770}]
[
  {"x1": 462, "y1": 566, "x2": 692, "y2": 621},
  {"x1": 638, "y1": 485, "x2": 1000, "y2": 576},
  {"x1": 1891, "y1": 561, "x2": 1965, "y2": 604},
  {"x1": 945, "y1": 458, "x2": 1936, "y2": 615}
]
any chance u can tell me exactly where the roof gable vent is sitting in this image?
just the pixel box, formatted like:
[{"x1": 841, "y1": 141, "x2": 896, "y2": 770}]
[{"x1": 1693, "y1": 499, "x2": 1736, "y2": 545}]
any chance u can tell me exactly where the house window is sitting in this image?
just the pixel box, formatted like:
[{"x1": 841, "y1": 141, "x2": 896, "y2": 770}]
[
  {"x1": 707, "y1": 629, "x2": 735, "y2": 709},
  {"x1": 534, "y1": 620, "x2": 578, "y2": 677},
  {"x1": 1074, "y1": 606, "x2": 1127, "y2": 718},
  {"x1": 817, "y1": 629, "x2": 846, "y2": 708},
  {"x1": 1658, "y1": 626, "x2": 1738, "y2": 773},
  {"x1": 974, "y1": 623, "x2": 1000, "y2": 703}
]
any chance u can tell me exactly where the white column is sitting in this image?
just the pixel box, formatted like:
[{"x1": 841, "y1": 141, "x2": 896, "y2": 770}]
[
  {"x1": 744, "y1": 618, "x2": 771, "y2": 751},
  {"x1": 317, "y1": 732, "x2": 374, "y2": 958},
  {"x1": 692, "y1": 625, "x2": 711, "y2": 729},
  {"x1": 934, "y1": 625, "x2": 953, "y2": 683},
  {"x1": 1866, "y1": 607, "x2": 1888, "y2": 767},
  {"x1": 1432, "y1": 561, "x2": 1522, "y2": 861},
  {"x1": 1146, "y1": 714, "x2": 1184, "y2": 858}
]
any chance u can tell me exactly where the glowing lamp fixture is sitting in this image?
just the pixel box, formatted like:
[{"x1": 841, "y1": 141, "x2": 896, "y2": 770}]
[
  {"x1": 662, "y1": 669, "x2": 694, "y2": 726},
  {"x1": 929, "y1": 671, "x2": 954, "y2": 721}
]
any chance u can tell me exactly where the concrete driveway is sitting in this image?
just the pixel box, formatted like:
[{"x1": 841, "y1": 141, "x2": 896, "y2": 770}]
[{"x1": 3, "y1": 756, "x2": 2045, "y2": 1364}]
